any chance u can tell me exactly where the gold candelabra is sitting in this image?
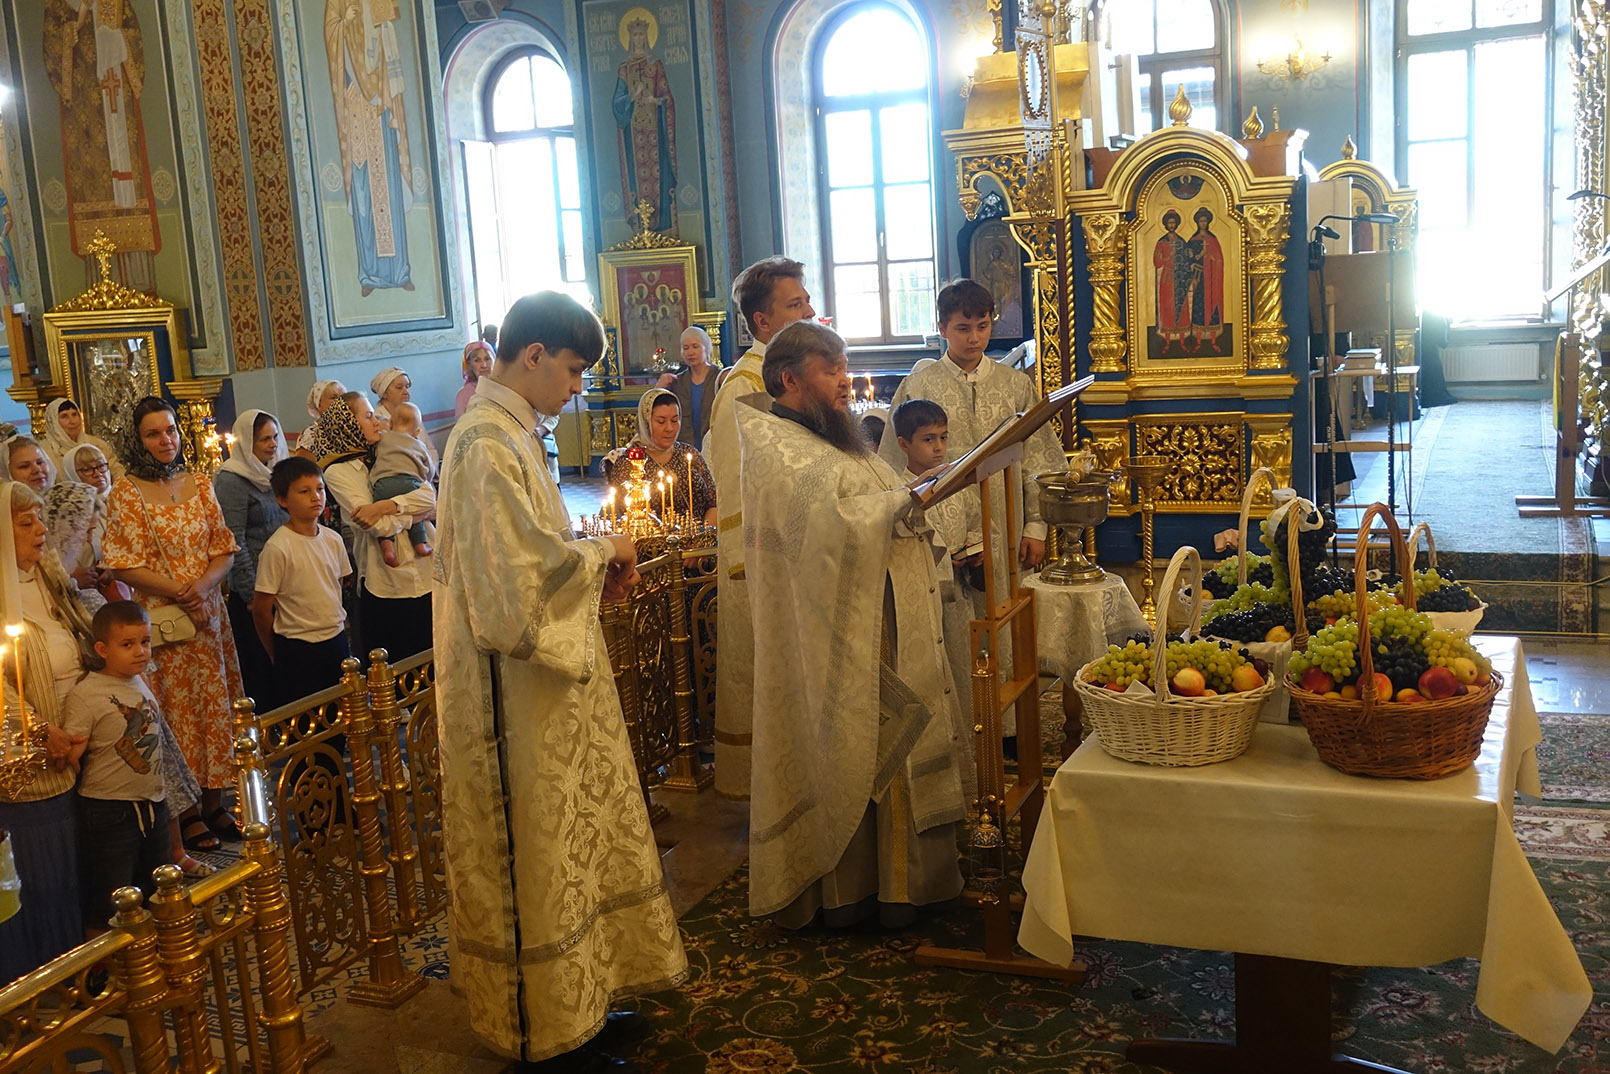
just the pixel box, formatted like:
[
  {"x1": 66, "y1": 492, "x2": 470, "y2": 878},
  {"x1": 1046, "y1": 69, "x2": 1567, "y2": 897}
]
[
  {"x1": 0, "y1": 623, "x2": 42, "y2": 799},
  {"x1": 1126, "y1": 455, "x2": 1170, "y2": 628},
  {"x1": 577, "y1": 445, "x2": 712, "y2": 542}
]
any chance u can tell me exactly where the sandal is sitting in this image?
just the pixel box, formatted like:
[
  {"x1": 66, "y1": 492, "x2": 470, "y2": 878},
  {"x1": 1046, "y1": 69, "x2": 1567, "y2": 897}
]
[
  {"x1": 176, "y1": 854, "x2": 215, "y2": 880},
  {"x1": 206, "y1": 807, "x2": 244, "y2": 842},
  {"x1": 181, "y1": 817, "x2": 220, "y2": 852}
]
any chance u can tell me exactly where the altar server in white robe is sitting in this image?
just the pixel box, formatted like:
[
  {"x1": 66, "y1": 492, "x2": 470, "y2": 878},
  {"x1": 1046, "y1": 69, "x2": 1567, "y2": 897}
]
[
  {"x1": 704, "y1": 256, "x2": 815, "y2": 800},
  {"x1": 877, "y1": 278, "x2": 1064, "y2": 735},
  {"x1": 740, "y1": 320, "x2": 967, "y2": 929},
  {"x1": 433, "y1": 291, "x2": 686, "y2": 1063}
]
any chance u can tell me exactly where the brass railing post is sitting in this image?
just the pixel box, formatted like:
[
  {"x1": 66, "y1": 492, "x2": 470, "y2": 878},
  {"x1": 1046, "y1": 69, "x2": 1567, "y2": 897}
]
[
  {"x1": 603, "y1": 598, "x2": 664, "y2": 823},
  {"x1": 233, "y1": 728, "x2": 328, "y2": 1071},
  {"x1": 111, "y1": 887, "x2": 170, "y2": 1074},
  {"x1": 339, "y1": 657, "x2": 426, "y2": 1008},
  {"x1": 150, "y1": 864, "x2": 220, "y2": 1074},
  {"x1": 366, "y1": 649, "x2": 421, "y2": 934},
  {"x1": 660, "y1": 536, "x2": 712, "y2": 792}
]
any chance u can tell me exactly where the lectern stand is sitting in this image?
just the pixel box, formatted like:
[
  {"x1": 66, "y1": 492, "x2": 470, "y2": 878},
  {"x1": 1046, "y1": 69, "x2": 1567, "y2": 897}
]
[{"x1": 912, "y1": 377, "x2": 1091, "y2": 983}]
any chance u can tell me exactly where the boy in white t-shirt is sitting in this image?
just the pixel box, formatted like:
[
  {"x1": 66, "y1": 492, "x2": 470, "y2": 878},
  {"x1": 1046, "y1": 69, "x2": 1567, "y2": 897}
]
[{"x1": 253, "y1": 456, "x2": 353, "y2": 708}]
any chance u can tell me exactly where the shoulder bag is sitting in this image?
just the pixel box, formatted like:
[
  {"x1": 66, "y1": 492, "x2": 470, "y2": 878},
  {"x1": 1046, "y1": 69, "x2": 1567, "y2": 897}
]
[{"x1": 134, "y1": 490, "x2": 198, "y2": 647}]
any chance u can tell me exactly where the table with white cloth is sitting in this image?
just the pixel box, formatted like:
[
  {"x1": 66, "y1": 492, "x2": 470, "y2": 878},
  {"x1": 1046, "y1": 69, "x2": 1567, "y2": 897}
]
[
  {"x1": 1018, "y1": 636, "x2": 1591, "y2": 1072},
  {"x1": 1023, "y1": 572, "x2": 1146, "y2": 758}
]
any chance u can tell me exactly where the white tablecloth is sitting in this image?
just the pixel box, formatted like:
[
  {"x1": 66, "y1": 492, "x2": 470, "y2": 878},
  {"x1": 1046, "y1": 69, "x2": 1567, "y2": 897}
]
[
  {"x1": 1018, "y1": 636, "x2": 1591, "y2": 1053},
  {"x1": 1025, "y1": 572, "x2": 1147, "y2": 682}
]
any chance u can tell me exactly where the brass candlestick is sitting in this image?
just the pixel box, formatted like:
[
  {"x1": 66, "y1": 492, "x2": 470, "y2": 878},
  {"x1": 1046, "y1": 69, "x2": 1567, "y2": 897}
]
[{"x1": 1126, "y1": 455, "x2": 1170, "y2": 628}]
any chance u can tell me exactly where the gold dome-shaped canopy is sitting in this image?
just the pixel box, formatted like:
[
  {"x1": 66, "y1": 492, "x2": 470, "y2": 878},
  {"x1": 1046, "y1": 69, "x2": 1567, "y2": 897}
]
[
  {"x1": 1168, "y1": 84, "x2": 1192, "y2": 126},
  {"x1": 1242, "y1": 107, "x2": 1264, "y2": 140}
]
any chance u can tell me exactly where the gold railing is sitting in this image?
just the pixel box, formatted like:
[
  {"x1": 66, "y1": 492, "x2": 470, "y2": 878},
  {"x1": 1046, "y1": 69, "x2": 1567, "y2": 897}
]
[
  {"x1": 1, "y1": 727, "x2": 321, "y2": 1074},
  {"x1": 240, "y1": 650, "x2": 439, "y2": 1007},
  {"x1": 602, "y1": 535, "x2": 719, "y2": 819}
]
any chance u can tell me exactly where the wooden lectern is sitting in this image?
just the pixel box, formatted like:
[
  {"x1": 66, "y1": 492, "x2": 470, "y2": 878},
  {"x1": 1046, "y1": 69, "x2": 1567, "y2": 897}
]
[{"x1": 912, "y1": 377, "x2": 1090, "y2": 982}]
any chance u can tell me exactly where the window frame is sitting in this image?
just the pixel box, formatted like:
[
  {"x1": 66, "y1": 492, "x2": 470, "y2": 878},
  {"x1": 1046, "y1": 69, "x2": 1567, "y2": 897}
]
[
  {"x1": 481, "y1": 47, "x2": 587, "y2": 291},
  {"x1": 1392, "y1": 0, "x2": 1558, "y2": 324},
  {"x1": 810, "y1": 1, "x2": 938, "y2": 345},
  {"x1": 1096, "y1": 0, "x2": 1227, "y2": 135}
]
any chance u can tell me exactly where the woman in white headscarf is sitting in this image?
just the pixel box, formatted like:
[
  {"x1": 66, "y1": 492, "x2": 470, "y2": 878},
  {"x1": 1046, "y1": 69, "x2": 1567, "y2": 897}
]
[
  {"x1": 371, "y1": 366, "x2": 438, "y2": 470},
  {"x1": 213, "y1": 410, "x2": 289, "y2": 708},
  {"x1": 39, "y1": 398, "x2": 123, "y2": 482},
  {"x1": 601, "y1": 388, "x2": 717, "y2": 527},
  {"x1": 56, "y1": 443, "x2": 127, "y2": 602},
  {"x1": 294, "y1": 380, "x2": 346, "y2": 457}
]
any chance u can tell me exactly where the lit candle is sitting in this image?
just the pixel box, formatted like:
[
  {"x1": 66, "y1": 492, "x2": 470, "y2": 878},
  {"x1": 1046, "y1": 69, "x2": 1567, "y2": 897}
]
[
  {"x1": 5, "y1": 624, "x2": 24, "y2": 750},
  {"x1": 686, "y1": 452, "x2": 695, "y2": 527},
  {"x1": 0, "y1": 643, "x2": 8, "y2": 763},
  {"x1": 607, "y1": 487, "x2": 617, "y2": 530},
  {"x1": 665, "y1": 473, "x2": 676, "y2": 528}
]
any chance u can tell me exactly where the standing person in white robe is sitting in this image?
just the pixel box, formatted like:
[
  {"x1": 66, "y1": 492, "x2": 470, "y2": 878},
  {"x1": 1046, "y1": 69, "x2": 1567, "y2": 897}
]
[
  {"x1": 704, "y1": 256, "x2": 815, "y2": 800},
  {"x1": 740, "y1": 320, "x2": 966, "y2": 929},
  {"x1": 433, "y1": 291, "x2": 686, "y2": 1065},
  {"x1": 877, "y1": 278, "x2": 1065, "y2": 737}
]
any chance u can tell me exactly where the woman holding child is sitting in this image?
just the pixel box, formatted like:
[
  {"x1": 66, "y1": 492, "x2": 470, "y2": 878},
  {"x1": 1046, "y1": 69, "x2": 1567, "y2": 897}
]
[
  {"x1": 102, "y1": 397, "x2": 245, "y2": 849},
  {"x1": 602, "y1": 388, "x2": 717, "y2": 527},
  {"x1": 313, "y1": 392, "x2": 435, "y2": 660},
  {"x1": 213, "y1": 410, "x2": 289, "y2": 709}
]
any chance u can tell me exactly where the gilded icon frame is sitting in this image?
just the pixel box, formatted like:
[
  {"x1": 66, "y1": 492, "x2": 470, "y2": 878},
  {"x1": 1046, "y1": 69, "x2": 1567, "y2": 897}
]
[{"x1": 42, "y1": 304, "x2": 191, "y2": 450}]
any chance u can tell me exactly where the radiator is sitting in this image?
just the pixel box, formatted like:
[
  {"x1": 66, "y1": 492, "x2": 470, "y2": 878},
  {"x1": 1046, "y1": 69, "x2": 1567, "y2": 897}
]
[{"x1": 1439, "y1": 343, "x2": 1546, "y2": 382}]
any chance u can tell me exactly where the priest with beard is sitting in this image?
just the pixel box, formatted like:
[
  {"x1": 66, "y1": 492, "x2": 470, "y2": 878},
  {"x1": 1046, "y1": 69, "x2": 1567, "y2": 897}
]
[{"x1": 736, "y1": 320, "x2": 967, "y2": 929}]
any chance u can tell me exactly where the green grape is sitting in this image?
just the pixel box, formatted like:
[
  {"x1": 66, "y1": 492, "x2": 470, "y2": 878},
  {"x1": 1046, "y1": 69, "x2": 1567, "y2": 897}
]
[
  {"x1": 1423, "y1": 628, "x2": 1493, "y2": 676},
  {"x1": 1202, "y1": 582, "x2": 1282, "y2": 626},
  {"x1": 1086, "y1": 640, "x2": 1154, "y2": 687},
  {"x1": 1306, "y1": 589, "x2": 1352, "y2": 621},
  {"x1": 1367, "y1": 603, "x2": 1433, "y2": 648},
  {"x1": 1289, "y1": 620, "x2": 1360, "y2": 684}
]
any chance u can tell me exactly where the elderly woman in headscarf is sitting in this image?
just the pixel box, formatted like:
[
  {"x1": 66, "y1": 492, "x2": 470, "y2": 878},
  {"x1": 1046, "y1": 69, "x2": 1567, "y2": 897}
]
[
  {"x1": 657, "y1": 325, "x2": 720, "y2": 449},
  {"x1": 293, "y1": 379, "x2": 346, "y2": 458},
  {"x1": 455, "y1": 341, "x2": 495, "y2": 419},
  {"x1": 39, "y1": 398, "x2": 123, "y2": 482},
  {"x1": 54, "y1": 443, "x2": 127, "y2": 602},
  {"x1": 213, "y1": 410, "x2": 289, "y2": 707},
  {"x1": 313, "y1": 392, "x2": 435, "y2": 660},
  {"x1": 601, "y1": 388, "x2": 717, "y2": 527},
  {"x1": 102, "y1": 396, "x2": 244, "y2": 851}
]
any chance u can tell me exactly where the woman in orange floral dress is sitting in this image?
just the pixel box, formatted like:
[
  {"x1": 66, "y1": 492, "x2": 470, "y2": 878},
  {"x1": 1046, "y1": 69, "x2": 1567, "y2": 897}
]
[{"x1": 103, "y1": 397, "x2": 245, "y2": 847}]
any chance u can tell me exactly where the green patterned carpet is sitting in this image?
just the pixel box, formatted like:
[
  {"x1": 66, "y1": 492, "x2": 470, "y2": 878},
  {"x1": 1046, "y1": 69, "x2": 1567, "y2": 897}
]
[
  {"x1": 1538, "y1": 713, "x2": 1610, "y2": 804},
  {"x1": 618, "y1": 855, "x2": 1609, "y2": 1073}
]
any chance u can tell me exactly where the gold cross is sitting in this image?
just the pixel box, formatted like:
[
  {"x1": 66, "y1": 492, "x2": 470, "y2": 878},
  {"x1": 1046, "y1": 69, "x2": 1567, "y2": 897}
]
[
  {"x1": 88, "y1": 230, "x2": 118, "y2": 282},
  {"x1": 631, "y1": 199, "x2": 656, "y2": 235}
]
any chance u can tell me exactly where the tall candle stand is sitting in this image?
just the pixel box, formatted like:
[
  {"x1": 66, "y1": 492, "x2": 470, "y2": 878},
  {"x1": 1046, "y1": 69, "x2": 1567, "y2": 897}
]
[{"x1": 1126, "y1": 454, "x2": 1170, "y2": 628}]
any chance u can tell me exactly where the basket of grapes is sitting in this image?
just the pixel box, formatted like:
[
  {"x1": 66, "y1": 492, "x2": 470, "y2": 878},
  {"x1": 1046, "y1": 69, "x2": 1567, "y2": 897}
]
[
  {"x1": 1286, "y1": 504, "x2": 1503, "y2": 780},
  {"x1": 1400, "y1": 522, "x2": 1487, "y2": 633},
  {"x1": 1074, "y1": 546, "x2": 1276, "y2": 766},
  {"x1": 1196, "y1": 469, "x2": 1336, "y2": 724}
]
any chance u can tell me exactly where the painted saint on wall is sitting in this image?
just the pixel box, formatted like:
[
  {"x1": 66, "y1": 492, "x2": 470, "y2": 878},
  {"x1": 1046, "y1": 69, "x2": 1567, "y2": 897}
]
[
  {"x1": 41, "y1": 0, "x2": 160, "y2": 275},
  {"x1": 611, "y1": 8, "x2": 676, "y2": 231},
  {"x1": 324, "y1": 0, "x2": 416, "y2": 296},
  {"x1": 0, "y1": 189, "x2": 20, "y2": 303}
]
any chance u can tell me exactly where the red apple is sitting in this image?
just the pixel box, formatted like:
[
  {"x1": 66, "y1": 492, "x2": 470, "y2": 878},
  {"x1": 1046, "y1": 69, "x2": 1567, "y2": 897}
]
[
  {"x1": 1418, "y1": 666, "x2": 1460, "y2": 701},
  {"x1": 1299, "y1": 667, "x2": 1335, "y2": 694},
  {"x1": 1172, "y1": 667, "x2": 1207, "y2": 696}
]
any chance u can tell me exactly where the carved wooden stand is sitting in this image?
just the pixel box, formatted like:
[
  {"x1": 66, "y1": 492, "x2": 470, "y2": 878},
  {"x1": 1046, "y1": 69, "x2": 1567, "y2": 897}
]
[{"x1": 914, "y1": 443, "x2": 1083, "y2": 983}]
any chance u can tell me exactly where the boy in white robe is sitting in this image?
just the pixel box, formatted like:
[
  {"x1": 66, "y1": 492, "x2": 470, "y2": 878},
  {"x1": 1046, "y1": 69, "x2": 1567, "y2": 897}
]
[
  {"x1": 892, "y1": 398, "x2": 980, "y2": 805},
  {"x1": 433, "y1": 291, "x2": 686, "y2": 1064},
  {"x1": 877, "y1": 279, "x2": 1065, "y2": 739}
]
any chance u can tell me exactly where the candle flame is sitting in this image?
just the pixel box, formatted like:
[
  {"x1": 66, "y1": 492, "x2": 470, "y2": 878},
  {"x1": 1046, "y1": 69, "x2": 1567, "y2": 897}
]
[{"x1": 4, "y1": 624, "x2": 20, "y2": 640}]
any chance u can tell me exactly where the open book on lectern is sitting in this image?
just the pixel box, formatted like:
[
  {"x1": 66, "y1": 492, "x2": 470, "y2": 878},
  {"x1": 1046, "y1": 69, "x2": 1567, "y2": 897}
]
[{"x1": 913, "y1": 375, "x2": 1094, "y2": 508}]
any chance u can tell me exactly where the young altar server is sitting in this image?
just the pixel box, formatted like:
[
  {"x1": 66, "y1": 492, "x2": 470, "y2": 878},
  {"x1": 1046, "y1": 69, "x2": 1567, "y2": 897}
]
[
  {"x1": 703, "y1": 256, "x2": 816, "y2": 800},
  {"x1": 433, "y1": 291, "x2": 686, "y2": 1066}
]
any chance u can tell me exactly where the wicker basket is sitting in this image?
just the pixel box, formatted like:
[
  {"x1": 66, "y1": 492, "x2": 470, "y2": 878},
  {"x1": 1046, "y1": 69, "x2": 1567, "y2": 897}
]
[
  {"x1": 1200, "y1": 467, "x2": 1293, "y2": 724},
  {"x1": 1075, "y1": 546, "x2": 1276, "y2": 766},
  {"x1": 1406, "y1": 521, "x2": 1487, "y2": 634},
  {"x1": 1288, "y1": 504, "x2": 1501, "y2": 780}
]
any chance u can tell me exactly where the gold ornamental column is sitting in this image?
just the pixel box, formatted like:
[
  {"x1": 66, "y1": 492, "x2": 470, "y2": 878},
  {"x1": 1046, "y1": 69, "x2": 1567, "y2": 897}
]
[{"x1": 1083, "y1": 212, "x2": 1129, "y2": 373}]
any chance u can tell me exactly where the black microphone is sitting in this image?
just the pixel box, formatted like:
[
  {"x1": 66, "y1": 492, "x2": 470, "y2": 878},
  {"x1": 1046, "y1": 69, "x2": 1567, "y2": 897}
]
[
  {"x1": 1568, "y1": 189, "x2": 1610, "y2": 201},
  {"x1": 1313, "y1": 224, "x2": 1341, "y2": 240}
]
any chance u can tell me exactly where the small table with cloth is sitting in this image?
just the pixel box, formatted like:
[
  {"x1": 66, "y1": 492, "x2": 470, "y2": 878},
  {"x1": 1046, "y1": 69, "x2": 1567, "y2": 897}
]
[
  {"x1": 1017, "y1": 636, "x2": 1591, "y2": 1071},
  {"x1": 1023, "y1": 571, "x2": 1146, "y2": 758}
]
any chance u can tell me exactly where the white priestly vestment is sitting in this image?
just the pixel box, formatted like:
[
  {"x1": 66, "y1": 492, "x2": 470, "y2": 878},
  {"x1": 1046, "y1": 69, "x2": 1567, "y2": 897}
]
[
  {"x1": 739, "y1": 399, "x2": 966, "y2": 922},
  {"x1": 432, "y1": 378, "x2": 686, "y2": 1060}
]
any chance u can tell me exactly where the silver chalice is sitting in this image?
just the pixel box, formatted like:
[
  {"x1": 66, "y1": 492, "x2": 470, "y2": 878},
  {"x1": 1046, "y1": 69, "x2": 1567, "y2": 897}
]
[{"x1": 1034, "y1": 471, "x2": 1116, "y2": 585}]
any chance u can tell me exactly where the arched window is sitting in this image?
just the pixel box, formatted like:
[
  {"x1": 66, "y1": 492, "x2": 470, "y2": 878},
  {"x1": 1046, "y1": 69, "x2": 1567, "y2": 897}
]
[
  {"x1": 462, "y1": 49, "x2": 588, "y2": 325},
  {"x1": 1396, "y1": 0, "x2": 1557, "y2": 321},
  {"x1": 1098, "y1": 0, "x2": 1223, "y2": 135},
  {"x1": 813, "y1": 5, "x2": 936, "y2": 344}
]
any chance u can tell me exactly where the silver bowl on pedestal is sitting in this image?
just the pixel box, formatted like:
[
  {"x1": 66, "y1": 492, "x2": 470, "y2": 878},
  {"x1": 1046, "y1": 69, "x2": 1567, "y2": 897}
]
[{"x1": 1034, "y1": 470, "x2": 1117, "y2": 585}]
